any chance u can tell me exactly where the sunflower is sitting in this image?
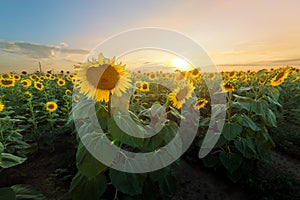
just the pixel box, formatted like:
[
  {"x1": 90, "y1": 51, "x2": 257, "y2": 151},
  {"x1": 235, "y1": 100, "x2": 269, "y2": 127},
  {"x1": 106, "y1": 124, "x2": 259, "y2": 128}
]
[
  {"x1": 76, "y1": 53, "x2": 131, "y2": 102},
  {"x1": 173, "y1": 71, "x2": 186, "y2": 83},
  {"x1": 21, "y1": 79, "x2": 32, "y2": 87},
  {"x1": 39, "y1": 76, "x2": 45, "y2": 81},
  {"x1": 134, "y1": 81, "x2": 143, "y2": 90},
  {"x1": 148, "y1": 72, "x2": 157, "y2": 80},
  {"x1": 34, "y1": 81, "x2": 44, "y2": 90},
  {"x1": 140, "y1": 82, "x2": 150, "y2": 92},
  {"x1": 169, "y1": 81, "x2": 195, "y2": 109},
  {"x1": 227, "y1": 71, "x2": 236, "y2": 79},
  {"x1": 65, "y1": 89, "x2": 72, "y2": 95},
  {"x1": 49, "y1": 75, "x2": 55, "y2": 81},
  {"x1": 57, "y1": 79, "x2": 66, "y2": 86},
  {"x1": 73, "y1": 94, "x2": 80, "y2": 103},
  {"x1": 30, "y1": 74, "x2": 38, "y2": 81},
  {"x1": 221, "y1": 82, "x2": 234, "y2": 93},
  {"x1": 13, "y1": 74, "x2": 21, "y2": 81},
  {"x1": 0, "y1": 78, "x2": 15, "y2": 87},
  {"x1": 21, "y1": 71, "x2": 28, "y2": 76},
  {"x1": 0, "y1": 102, "x2": 4, "y2": 112},
  {"x1": 45, "y1": 102, "x2": 58, "y2": 112},
  {"x1": 207, "y1": 73, "x2": 216, "y2": 80},
  {"x1": 23, "y1": 91, "x2": 32, "y2": 99},
  {"x1": 194, "y1": 99, "x2": 208, "y2": 110},
  {"x1": 270, "y1": 69, "x2": 290, "y2": 86},
  {"x1": 45, "y1": 73, "x2": 52, "y2": 79},
  {"x1": 189, "y1": 68, "x2": 201, "y2": 79},
  {"x1": 1, "y1": 73, "x2": 12, "y2": 79}
]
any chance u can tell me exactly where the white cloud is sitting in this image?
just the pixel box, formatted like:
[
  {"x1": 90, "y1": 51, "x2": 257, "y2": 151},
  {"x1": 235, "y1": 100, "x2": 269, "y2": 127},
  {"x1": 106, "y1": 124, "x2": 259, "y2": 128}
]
[{"x1": 0, "y1": 40, "x2": 89, "y2": 73}]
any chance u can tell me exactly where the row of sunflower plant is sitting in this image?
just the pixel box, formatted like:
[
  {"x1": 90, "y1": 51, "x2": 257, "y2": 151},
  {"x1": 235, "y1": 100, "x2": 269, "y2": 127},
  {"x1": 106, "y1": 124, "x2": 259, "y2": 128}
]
[
  {"x1": 70, "y1": 53, "x2": 299, "y2": 199},
  {"x1": 0, "y1": 70, "x2": 76, "y2": 199}
]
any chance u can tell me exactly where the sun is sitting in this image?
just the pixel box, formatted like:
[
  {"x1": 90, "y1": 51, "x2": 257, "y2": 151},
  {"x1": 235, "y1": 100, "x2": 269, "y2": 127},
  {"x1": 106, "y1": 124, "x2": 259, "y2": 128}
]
[{"x1": 172, "y1": 58, "x2": 189, "y2": 71}]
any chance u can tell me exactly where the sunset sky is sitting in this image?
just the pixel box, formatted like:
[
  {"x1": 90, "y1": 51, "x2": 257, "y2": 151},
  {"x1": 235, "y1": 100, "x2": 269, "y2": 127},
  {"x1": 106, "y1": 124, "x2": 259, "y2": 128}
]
[{"x1": 1, "y1": 0, "x2": 300, "y2": 72}]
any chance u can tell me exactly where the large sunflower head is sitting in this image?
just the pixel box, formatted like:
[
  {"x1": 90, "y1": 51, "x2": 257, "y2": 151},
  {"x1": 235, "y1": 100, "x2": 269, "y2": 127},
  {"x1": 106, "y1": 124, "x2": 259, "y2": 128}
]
[
  {"x1": 169, "y1": 81, "x2": 195, "y2": 109},
  {"x1": 76, "y1": 53, "x2": 131, "y2": 102},
  {"x1": 189, "y1": 68, "x2": 201, "y2": 79},
  {"x1": 30, "y1": 74, "x2": 38, "y2": 81},
  {"x1": 148, "y1": 72, "x2": 157, "y2": 81},
  {"x1": 57, "y1": 79, "x2": 66, "y2": 87},
  {"x1": 221, "y1": 82, "x2": 235, "y2": 93},
  {"x1": 13, "y1": 74, "x2": 21, "y2": 81},
  {"x1": 23, "y1": 91, "x2": 33, "y2": 99},
  {"x1": 194, "y1": 99, "x2": 208, "y2": 110},
  {"x1": 65, "y1": 89, "x2": 72, "y2": 95},
  {"x1": 21, "y1": 71, "x2": 28, "y2": 76},
  {"x1": 34, "y1": 81, "x2": 44, "y2": 91},
  {"x1": 0, "y1": 78, "x2": 15, "y2": 88},
  {"x1": 1, "y1": 73, "x2": 12, "y2": 79},
  {"x1": 270, "y1": 68, "x2": 290, "y2": 86},
  {"x1": 134, "y1": 81, "x2": 143, "y2": 90},
  {"x1": 21, "y1": 79, "x2": 32, "y2": 87},
  {"x1": 140, "y1": 82, "x2": 150, "y2": 92},
  {"x1": 45, "y1": 102, "x2": 58, "y2": 112}
]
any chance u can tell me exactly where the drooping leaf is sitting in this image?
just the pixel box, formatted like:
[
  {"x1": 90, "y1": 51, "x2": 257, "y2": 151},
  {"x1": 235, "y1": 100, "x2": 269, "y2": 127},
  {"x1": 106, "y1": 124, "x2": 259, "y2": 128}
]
[
  {"x1": 109, "y1": 169, "x2": 146, "y2": 195},
  {"x1": 70, "y1": 172, "x2": 107, "y2": 200},
  {"x1": 11, "y1": 184, "x2": 47, "y2": 200},
  {"x1": 76, "y1": 142, "x2": 107, "y2": 178},
  {"x1": 234, "y1": 138, "x2": 256, "y2": 159},
  {"x1": 238, "y1": 115, "x2": 261, "y2": 131},
  {"x1": 0, "y1": 153, "x2": 26, "y2": 169},
  {"x1": 219, "y1": 151, "x2": 243, "y2": 173},
  {"x1": 222, "y1": 122, "x2": 243, "y2": 141}
]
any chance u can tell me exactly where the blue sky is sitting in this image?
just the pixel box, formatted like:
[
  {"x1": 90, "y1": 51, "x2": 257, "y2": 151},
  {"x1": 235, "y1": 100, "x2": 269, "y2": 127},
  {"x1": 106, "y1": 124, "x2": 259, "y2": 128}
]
[
  {"x1": 0, "y1": 0, "x2": 175, "y2": 48},
  {"x1": 1, "y1": 0, "x2": 300, "y2": 72}
]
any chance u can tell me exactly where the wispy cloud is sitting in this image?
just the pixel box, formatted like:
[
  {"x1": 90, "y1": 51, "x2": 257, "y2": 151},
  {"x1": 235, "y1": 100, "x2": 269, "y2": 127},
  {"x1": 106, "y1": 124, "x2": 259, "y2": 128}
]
[{"x1": 0, "y1": 40, "x2": 89, "y2": 73}]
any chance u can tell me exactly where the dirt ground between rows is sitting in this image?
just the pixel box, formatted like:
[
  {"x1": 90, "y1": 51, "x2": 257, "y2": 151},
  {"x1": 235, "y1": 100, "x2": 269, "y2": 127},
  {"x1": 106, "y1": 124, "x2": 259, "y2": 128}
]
[{"x1": 3, "y1": 147, "x2": 299, "y2": 200}]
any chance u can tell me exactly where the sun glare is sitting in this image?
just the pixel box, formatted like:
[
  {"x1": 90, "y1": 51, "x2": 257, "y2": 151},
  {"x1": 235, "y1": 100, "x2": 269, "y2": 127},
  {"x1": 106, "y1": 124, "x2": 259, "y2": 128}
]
[{"x1": 173, "y1": 58, "x2": 189, "y2": 71}]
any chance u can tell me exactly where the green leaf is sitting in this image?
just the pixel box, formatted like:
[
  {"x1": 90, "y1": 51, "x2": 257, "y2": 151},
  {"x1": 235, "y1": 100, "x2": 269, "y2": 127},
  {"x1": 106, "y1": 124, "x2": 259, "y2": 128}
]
[
  {"x1": 263, "y1": 108, "x2": 277, "y2": 127},
  {"x1": 149, "y1": 167, "x2": 170, "y2": 183},
  {"x1": 202, "y1": 153, "x2": 219, "y2": 168},
  {"x1": 230, "y1": 101, "x2": 250, "y2": 111},
  {"x1": 234, "y1": 138, "x2": 256, "y2": 159},
  {"x1": 135, "y1": 178, "x2": 157, "y2": 200},
  {"x1": 0, "y1": 142, "x2": 4, "y2": 153},
  {"x1": 109, "y1": 169, "x2": 146, "y2": 195},
  {"x1": 256, "y1": 141, "x2": 271, "y2": 160},
  {"x1": 0, "y1": 153, "x2": 26, "y2": 169},
  {"x1": 11, "y1": 184, "x2": 47, "y2": 200},
  {"x1": 72, "y1": 99, "x2": 95, "y2": 120},
  {"x1": 219, "y1": 151, "x2": 243, "y2": 173},
  {"x1": 76, "y1": 142, "x2": 107, "y2": 178},
  {"x1": 70, "y1": 172, "x2": 107, "y2": 200},
  {"x1": 227, "y1": 169, "x2": 243, "y2": 183},
  {"x1": 96, "y1": 106, "x2": 110, "y2": 131},
  {"x1": 233, "y1": 94, "x2": 252, "y2": 100},
  {"x1": 222, "y1": 123, "x2": 243, "y2": 141},
  {"x1": 238, "y1": 115, "x2": 261, "y2": 131},
  {"x1": 0, "y1": 187, "x2": 15, "y2": 200},
  {"x1": 267, "y1": 87, "x2": 280, "y2": 100},
  {"x1": 158, "y1": 174, "x2": 177, "y2": 198},
  {"x1": 108, "y1": 118, "x2": 142, "y2": 148},
  {"x1": 158, "y1": 121, "x2": 178, "y2": 144},
  {"x1": 250, "y1": 100, "x2": 266, "y2": 117}
]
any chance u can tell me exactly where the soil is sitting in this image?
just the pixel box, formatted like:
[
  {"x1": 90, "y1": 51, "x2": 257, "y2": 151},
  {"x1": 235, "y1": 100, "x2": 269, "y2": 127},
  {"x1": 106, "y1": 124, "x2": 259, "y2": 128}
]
[
  {"x1": 1, "y1": 143, "x2": 299, "y2": 200},
  {"x1": 0, "y1": 138, "x2": 76, "y2": 200},
  {"x1": 172, "y1": 160, "x2": 249, "y2": 200}
]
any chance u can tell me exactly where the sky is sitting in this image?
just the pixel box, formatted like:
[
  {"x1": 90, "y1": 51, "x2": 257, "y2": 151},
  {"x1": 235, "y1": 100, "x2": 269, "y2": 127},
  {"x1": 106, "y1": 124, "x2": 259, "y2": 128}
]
[{"x1": 1, "y1": 0, "x2": 300, "y2": 73}]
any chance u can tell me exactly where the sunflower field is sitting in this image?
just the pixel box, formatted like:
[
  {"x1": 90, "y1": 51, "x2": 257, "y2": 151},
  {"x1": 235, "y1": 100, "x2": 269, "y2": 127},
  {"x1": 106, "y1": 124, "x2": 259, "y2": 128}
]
[{"x1": 0, "y1": 53, "x2": 299, "y2": 200}]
